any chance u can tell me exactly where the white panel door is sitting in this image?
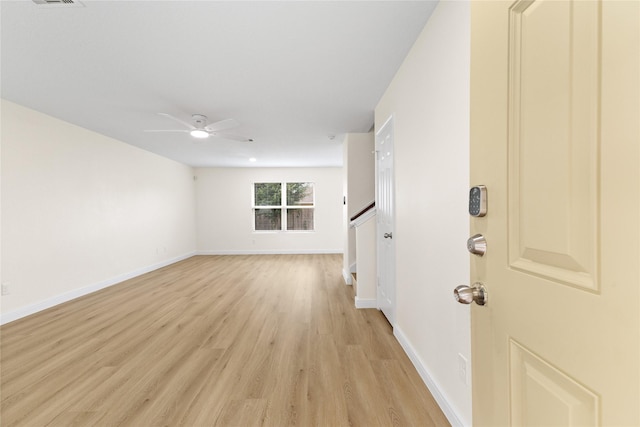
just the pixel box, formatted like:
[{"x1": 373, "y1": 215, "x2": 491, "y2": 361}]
[
  {"x1": 376, "y1": 116, "x2": 395, "y2": 325},
  {"x1": 469, "y1": 1, "x2": 639, "y2": 425}
]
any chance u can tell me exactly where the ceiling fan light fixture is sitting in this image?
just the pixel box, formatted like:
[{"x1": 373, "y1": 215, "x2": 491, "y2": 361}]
[{"x1": 190, "y1": 129, "x2": 209, "y2": 139}]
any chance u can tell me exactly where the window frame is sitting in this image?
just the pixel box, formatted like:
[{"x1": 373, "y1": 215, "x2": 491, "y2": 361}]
[{"x1": 252, "y1": 181, "x2": 315, "y2": 232}]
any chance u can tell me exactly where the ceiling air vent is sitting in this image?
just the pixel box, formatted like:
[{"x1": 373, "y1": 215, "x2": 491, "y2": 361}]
[{"x1": 32, "y1": 0, "x2": 84, "y2": 7}]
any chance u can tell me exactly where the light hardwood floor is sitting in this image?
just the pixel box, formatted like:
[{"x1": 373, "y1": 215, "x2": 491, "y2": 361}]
[{"x1": 1, "y1": 254, "x2": 449, "y2": 426}]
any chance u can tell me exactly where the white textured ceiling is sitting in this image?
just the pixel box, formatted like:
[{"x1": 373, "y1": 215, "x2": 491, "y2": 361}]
[{"x1": 1, "y1": 0, "x2": 437, "y2": 167}]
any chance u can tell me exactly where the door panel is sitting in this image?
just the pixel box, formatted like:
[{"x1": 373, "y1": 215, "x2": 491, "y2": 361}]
[
  {"x1": 470, "y1": 1, "x2": 639, "y2": 425},
  {"x1": 508, "y1": 0, "x2": 600, "y2": 291},
  {"x1": 376, "y1": 116, "x2": 395, "y2": 325},
  {"x1": 509, "y1": 339, "x2": 599, "y2": 426}
]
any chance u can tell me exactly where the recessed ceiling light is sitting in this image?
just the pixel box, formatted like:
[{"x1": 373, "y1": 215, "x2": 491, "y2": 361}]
[
  {"x1": 190, "y1": 129, "x2": 209, "y2": 139},
  {"x1": 249, "y1": 157, "x2": 257, "y2": 162}
]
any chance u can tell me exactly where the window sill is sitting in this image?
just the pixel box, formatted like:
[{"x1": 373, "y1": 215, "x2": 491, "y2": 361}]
[{"x1": 252, "y1": 230, "x2": 316, "y2": 234}]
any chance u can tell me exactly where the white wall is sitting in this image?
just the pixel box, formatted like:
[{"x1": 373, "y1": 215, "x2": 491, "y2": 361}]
[
  {"x1": 1, "y1": 100, "x2": 197, "y2": 323},
  {"x1": 354, "y1": 216, "x2": 377, "y2": 305},
  {"x1": 195, "y1": 167, "x2": 343, "y2": 254},
  {"x1": 375, "y1": 1, "x2": 471, "y2": 425},
  {"x1": 342, "y1": 132, "x2": 375, "y2": 280},
  {"x1": 346, "y1": 133, "x2": 375, "y2": 217}
]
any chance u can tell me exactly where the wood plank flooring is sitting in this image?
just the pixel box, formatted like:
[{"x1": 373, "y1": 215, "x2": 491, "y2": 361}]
[{"x1": 1, "y1": 254, "x2": 449, "y2": 426}]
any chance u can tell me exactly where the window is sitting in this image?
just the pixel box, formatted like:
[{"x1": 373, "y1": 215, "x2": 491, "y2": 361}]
[{"x1": 253, "y1": 182, "x2": 314, "y2": 231}]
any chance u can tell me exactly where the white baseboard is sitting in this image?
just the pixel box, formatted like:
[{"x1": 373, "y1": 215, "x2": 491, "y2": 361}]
[
  {"x1": 197, "y1": 249, "x2": 343, "y2": 255},
  {"x1": 393, "y1": 326, "x2": 467, "y2": 427},
  {"x1": 342, "y1": 268, "x2": 353, "y2": 285},
  {"x1": 354, "y1": 297, "x2": 377, "y2": 309},
  {"x1": 0, "y1": 252, "x2": 196, "y2": 325}
]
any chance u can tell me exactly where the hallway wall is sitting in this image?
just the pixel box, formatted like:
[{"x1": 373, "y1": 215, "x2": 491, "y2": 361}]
[{"x1": 375, "y1": 1, "x2": 471, "y2": 424}]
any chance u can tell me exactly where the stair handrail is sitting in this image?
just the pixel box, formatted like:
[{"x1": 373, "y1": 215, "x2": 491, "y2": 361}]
[{"x1": 350, "y1": 201, "x2": 376, "y2": 222}]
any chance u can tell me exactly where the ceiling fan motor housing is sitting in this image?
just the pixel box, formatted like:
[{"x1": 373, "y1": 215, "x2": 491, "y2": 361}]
[{"x1": 192, "y1": 114, "x2": 207, "y2": 127}]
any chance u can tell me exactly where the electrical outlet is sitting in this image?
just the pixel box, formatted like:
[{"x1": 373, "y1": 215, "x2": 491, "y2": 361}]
[
  {"x1": 1, "y1": 282, "x2": 10, "y2": 296},
  {"x1": 458, "y1": 353, "x2": 468, "y2": 385}
]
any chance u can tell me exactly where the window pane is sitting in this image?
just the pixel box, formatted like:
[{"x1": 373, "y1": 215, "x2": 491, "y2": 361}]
[
  {"x1": 286, "y1": 182, "x2": 314, "y2": 206},
  {"x1": 287, "y1": 208, "x2": 314, "y2": 231},
  {"x1": 255, "y1": 208, "x2": 281, "y2": 231},
  {"x1": 254, "y1": 183, "x2": 281, "y2": 206}
]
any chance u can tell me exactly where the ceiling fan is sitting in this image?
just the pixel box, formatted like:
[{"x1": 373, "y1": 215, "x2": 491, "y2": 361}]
[{"x1": 145, "y1": 113, "x2": 254, "y2": 142}]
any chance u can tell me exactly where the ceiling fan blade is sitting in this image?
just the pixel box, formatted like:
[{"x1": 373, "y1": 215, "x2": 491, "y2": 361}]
[
  {"x1": 205, "y1": 118, "x2": 239, "y2": 132},
  {"x1": 212, "y1": 133, "x2": 254, "y2": 142},
  {"x1": 157, "y1": 113, "x2": 196, "y2": 130},
  {"x1": 144, "y1": 129, "x2": 190, "y2": 133}
]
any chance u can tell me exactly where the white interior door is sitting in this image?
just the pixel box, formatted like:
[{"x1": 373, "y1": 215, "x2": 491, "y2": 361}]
[
  {"x1": 468, "y1": 1, "x2": 639, "y2": 425},
  {"x1": 376, "y1": 116, "x2": 395, "y2": 325}
]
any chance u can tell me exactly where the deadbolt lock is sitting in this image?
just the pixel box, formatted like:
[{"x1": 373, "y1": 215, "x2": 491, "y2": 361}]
[{"x1": 467, "y1": 234, "x2": 487, "y2": 256}]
